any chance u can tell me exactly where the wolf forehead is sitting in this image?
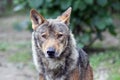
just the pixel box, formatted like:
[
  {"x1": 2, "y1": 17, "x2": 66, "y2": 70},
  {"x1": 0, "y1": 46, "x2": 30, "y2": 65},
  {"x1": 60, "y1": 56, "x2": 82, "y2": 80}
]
[{"x1": 35, "y1": 19, "x2": 70, "y2": 34}]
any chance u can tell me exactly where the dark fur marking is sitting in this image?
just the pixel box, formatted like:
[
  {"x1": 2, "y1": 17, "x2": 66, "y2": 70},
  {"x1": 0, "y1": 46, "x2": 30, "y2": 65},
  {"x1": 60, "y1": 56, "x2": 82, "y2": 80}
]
[
  {"x1": 78, "y1": 48, "x2": 89, "y2": 80},
  {"x1": 34, "y1": 33, "x2": 45, "y2": 74},
  {"x1": 32, "y1": 14, "x2": 39, "y2": 24}
]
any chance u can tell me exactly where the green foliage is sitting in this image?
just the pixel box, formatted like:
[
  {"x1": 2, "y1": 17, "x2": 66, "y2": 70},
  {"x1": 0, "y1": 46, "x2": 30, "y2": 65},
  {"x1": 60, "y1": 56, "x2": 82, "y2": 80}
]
[
  {"x1": 28, "y1": 0, "x2": 43, "y2": 9},
  {"x1": 0, "y1": 0, "x2": 12, "y2": 15},
  {"x1": 9, "y1": 51, "x2": 32, "y2": 63},
  {"x1": 8, "y1": 41, "x2": 32, "y2": 63},
  {"x1": 90, "y1": 50, "x2": 120, "y2": 80},
  {"x1": 13, "y1": 0, "x2": 120, "y2": 48},
  {"x1": 0, "y1": 42, "x2": 8, "y2": 51}
]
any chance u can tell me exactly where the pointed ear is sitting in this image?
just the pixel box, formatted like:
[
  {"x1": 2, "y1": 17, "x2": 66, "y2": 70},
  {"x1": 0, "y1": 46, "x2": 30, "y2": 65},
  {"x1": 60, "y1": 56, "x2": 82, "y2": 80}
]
[
  {"x1": 30, "y1": 9, "x2": 46, "y2": 30},
  {"x1": 57, "y1": 7, "x2": 72, "y2": 25}
]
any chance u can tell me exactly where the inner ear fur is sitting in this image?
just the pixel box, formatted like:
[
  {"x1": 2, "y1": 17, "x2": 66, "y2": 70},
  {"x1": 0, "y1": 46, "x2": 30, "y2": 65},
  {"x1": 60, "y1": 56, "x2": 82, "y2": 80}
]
[
  {"x1": 30, "y1": 9, "x2": 46, "y2": 30},
  {"x1": 57, "y1": 7, "x2": 72, "y2": 25}
]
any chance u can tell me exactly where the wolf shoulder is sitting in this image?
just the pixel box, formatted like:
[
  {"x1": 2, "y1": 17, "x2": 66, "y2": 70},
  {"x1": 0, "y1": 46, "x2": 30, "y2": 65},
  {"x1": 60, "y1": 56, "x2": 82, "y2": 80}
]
[{"x1": 77, "y1": 48, "x2": 89, "y2": 68}]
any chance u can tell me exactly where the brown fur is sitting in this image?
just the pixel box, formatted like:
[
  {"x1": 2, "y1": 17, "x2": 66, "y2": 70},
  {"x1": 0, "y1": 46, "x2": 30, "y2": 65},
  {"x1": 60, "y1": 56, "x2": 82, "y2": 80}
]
[
  {"x1": 70, "y1": 64, "x2": 93, "y2": 80},
  {"x1": 39, "y1": 74, "x2": 44, "y2": 80},
  {"x1": 70, "y1": 67, "x2": 79, "y2": 80},
  {"x1": 38, "y1": 65, "x2": 93, "y2": 80},
  {"x1": 85, "y1": 65, "x2": 93, "y2": 80}
]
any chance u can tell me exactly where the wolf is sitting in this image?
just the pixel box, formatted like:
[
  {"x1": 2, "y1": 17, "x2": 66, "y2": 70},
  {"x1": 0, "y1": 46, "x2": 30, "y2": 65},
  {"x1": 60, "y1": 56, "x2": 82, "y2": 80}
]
[{"x1": 30, "y1": 7, "x2": 93, "y2": 80}]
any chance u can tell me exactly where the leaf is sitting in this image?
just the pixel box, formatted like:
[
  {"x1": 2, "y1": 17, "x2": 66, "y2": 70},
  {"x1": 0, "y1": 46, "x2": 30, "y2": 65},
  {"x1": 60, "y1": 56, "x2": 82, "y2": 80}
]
[
  {"x1": 27, "y1": 0, "x2": 43, "y2": 8},
  {"x1": 81, "y1": 33, "x2": 90, "y2": 44},
  {"x1": 97, "y1": 21, "x2": 106, "y2": 30},
  {"x1": 46, "y1": 0, "x2": 52, "y2": 3},
  {"x1": 60, "y1": 0, "x2": 72, "y2": 10},
  {"x1": 79, "y1": 1, "x2": 87, "y2": 10},
  {"x1": 108, "y1": 25, "x2": 117, "y2": 36},
  {"x1": 45, "y1": 0, "x2": 53, "y2": 7},
  {"x1": 14, "y1": 0, "x2": 117, "y2": 48},
  {"x1": 76, "y1": 36, "x2": 85, "y2": 48},
  {"x1": 49, "y1": 10, "x2": 60, "y2": 18},
  {"x1": 97, "y1": 0, "x2": 108, "y2": 7},
  {"x1": 104, "y1": 17, "x2": 113, "y2": 26},
  {"x1": 78, "y1": 43, "x2": 84, "y2": 48},
  {"x1": 112, "y1": 2, "x2": 120, "y2": 11},
  {"x1": 84, "y1": 0, "x2": 93, "y2": 5},
  {"x1": 73, "y1": 0, "x2": 80, "y2": 11},
  {"x1": 92, "y1": 16, "x2": 106, "y2": 30},
  {"x1": 73, "y1": 0, "x2": 87, "y2": 11}
]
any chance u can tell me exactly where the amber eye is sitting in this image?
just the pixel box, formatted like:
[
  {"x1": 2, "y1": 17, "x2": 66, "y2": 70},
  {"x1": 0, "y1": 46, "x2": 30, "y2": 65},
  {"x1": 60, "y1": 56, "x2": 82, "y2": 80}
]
[
  {"x1": 41, "y1": 33, "x2": 47, "y2": 39},
  {"x1": 57, "y1": 33, "x2": 63, "y2": 39}
]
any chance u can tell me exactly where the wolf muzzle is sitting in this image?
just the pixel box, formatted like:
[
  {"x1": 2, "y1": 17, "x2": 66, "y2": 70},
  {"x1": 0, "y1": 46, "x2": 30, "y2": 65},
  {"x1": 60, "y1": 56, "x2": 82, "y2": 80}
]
[{"x1": 47, "y1": 47, "x2": 56, "y2": 58}]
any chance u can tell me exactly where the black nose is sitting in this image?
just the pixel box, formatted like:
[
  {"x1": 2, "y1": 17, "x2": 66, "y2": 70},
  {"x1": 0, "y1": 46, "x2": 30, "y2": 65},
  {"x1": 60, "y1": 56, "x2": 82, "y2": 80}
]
[{"x1": 47, "y1": 47, "x2": 55, "y2": 57}]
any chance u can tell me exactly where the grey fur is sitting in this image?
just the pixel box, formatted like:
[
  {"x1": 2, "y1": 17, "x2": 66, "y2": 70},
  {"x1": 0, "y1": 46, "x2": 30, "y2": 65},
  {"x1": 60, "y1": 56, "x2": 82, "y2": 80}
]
[{"x1": 32, "y1": 19, "x2": 89, "y2": 80}]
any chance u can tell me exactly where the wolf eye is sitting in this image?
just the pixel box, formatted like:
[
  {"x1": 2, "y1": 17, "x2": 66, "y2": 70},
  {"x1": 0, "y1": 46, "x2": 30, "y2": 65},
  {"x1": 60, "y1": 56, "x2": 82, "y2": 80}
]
[
  {"x1": 57, "y1": 33, "x2": 63, "y2": 39},
  {"x1": 41, "y1": 33, "x2": 47, "y2": 39}
]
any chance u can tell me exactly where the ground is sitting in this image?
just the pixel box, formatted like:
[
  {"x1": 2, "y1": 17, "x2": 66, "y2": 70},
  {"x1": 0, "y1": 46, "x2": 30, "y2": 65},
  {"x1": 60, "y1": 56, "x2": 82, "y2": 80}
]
[
  {"x1": 0, "y1": 14, "x2": 120, "y2": 80},
  {"x1": 0, "y1": 14, "x2": 37, "y2": 80}
]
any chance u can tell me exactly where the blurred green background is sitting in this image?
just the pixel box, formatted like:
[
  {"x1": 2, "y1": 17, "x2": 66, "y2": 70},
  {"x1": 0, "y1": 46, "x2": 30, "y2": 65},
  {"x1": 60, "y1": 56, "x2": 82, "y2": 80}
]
[{"x1": 0, "y1": 0, "x2": 120, "y2": 80}]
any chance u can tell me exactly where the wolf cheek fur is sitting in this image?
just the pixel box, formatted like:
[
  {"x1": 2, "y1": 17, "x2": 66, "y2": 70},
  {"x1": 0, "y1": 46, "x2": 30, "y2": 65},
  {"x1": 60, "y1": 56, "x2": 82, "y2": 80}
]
[{"x1": 31, "y1": 7, "x2": 93, "y2": 80}]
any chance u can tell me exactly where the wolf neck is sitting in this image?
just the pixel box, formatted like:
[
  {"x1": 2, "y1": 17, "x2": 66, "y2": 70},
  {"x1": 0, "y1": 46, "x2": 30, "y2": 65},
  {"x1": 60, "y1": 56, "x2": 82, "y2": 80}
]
[{"x1": 43, "y1": 32, "x2": 79, "y2": 79}]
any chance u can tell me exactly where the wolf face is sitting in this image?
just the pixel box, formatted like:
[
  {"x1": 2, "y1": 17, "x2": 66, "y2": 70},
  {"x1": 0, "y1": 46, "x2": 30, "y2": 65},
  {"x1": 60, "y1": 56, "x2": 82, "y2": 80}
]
[{"x1": 30, "y1": 8, "x2": 72, "y2": 58}]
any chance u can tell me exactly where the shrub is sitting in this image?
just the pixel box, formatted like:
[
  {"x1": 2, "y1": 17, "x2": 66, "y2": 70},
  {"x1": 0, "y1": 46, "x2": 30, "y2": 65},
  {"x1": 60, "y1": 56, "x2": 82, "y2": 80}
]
[{"x1": 13, "y1": 0, "x2": 120, "y2": 48}]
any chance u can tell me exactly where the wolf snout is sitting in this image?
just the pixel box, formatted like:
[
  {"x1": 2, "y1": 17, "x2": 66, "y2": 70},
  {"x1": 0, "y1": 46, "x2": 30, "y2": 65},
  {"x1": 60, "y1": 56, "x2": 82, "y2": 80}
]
[{"x1": 47, "y1": 47, "x2": 56, "y2": 58}]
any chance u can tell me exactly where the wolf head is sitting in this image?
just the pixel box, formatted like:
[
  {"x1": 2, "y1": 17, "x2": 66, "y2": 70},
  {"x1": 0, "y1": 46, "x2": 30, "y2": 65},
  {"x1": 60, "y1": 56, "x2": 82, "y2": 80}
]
[{"x1": 30, "y1": 7, "x2": 72, "y2": 58}]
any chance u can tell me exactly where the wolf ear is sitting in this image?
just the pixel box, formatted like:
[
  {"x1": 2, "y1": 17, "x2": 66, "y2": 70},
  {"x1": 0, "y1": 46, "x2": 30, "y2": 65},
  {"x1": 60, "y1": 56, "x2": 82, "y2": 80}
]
[
  {"x1": 57, "y1": 7, "x2": 72, "y2": 25},
  {"x1": 30, "y1": 9, "x2": 46, "y2": 30}
]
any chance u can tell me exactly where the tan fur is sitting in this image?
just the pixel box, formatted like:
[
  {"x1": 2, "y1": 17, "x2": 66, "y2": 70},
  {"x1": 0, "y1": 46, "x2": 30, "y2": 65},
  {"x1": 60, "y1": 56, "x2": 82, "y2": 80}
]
[
  {"x1": 39, "y1": 65, "x2": 93, "y2": 80},
  {"x1": 84, "y1": 65, "x2": 93, "y2": 80},
  {"x1": 70, "y1": 68, "x2": 79, "y2": 80},
  {"x1": 57, "y1": 7, "x2": 71, "y2": 25},
  {"x1": 70, "y1": 65, "x2": 93, "y2": 80},
  {"x1": 39, "y1": 74, "x2": 44, "y2": 80},
  {"x1": 42, "y1": 38, "x2": 65, "y2": 57}
]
